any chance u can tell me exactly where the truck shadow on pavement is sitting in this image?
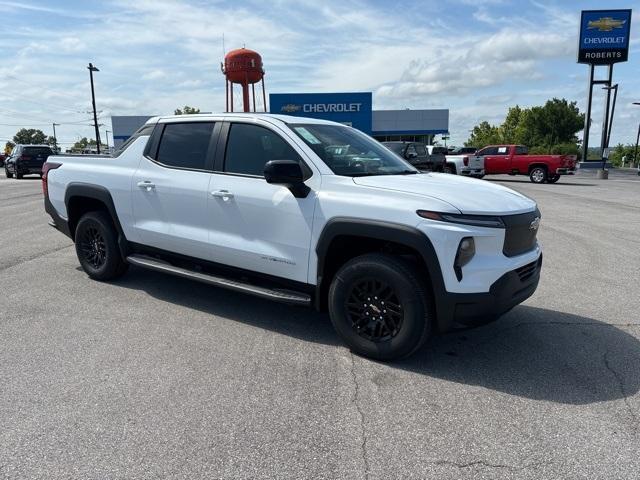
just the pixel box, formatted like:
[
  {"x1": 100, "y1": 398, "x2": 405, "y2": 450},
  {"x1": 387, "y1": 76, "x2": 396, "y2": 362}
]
[
  {"x1": 400, "y1": 305, "x2": 640, "y2": 405},
  {"x1": 117, "y1": 267, "x2": 639, "y2": 405}
]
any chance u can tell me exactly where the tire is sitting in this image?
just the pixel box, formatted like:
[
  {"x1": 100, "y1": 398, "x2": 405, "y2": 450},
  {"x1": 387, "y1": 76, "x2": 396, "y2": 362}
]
[
  {"x1": 15, "y1": 170, "x2": 23, "y2": 179},
  {"x1": 328, "y1": 253, "x2": 432, "y2": 361},
  {"x1": 5, "y1": 167, "x2": 13, "y2": 179},
  {"x1": 529, "y1": 167, "x2": 547, "y2": 183},
  {"x1": 444, "y1": 163, "x2": 456, "y2": 174},
  {"x1": 547, "y1": 174, "x2": 560, "y2": 183},
  {"x1": 74, "y1": 211, "x2": 128, "y2": 281}
]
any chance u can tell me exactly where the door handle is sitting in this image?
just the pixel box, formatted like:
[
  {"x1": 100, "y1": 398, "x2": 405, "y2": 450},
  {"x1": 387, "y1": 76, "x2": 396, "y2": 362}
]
[
  {"x1": 137, "y1": 181, "x2": 155, "y2": 191},
  {"x1": 211, "y1": 190, "x2": 234, "y2": 200}
]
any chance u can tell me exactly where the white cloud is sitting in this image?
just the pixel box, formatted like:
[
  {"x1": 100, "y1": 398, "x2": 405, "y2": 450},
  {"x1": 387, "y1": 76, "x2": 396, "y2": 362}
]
[{"x1": 142, "y1": 69, "x2": 168, "y2": 81}]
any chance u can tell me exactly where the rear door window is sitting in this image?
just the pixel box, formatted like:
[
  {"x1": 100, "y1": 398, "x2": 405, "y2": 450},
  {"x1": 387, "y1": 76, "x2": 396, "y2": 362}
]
[
  {"x1": 23, "y1": 147, "x2": 53, "y2": 156},
  {"x1": 155, "y1": 122, "x2": 215, "y2": 170},
  {"x1": 224, "y1": 123, "x2": 302, "y2": 176},
  {"x1": 497, "y1": 146, "x2": 509, "y2": 155}
]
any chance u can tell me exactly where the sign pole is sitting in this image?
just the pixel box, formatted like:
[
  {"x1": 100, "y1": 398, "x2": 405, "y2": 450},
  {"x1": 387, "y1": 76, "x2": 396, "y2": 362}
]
[
  {"x1": 582, "y1": 64, "x2": 594, "y2": 162},
  {"x1": 599, "y1": 65, "x2": 613, "y2": 170}
]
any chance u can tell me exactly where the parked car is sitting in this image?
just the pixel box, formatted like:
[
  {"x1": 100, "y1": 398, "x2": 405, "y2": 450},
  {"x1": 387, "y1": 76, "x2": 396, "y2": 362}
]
[
  {"x1": 5, "y1": 144, "x2": 55, "y2": 179},
  {"x1": 444, "y1": 153, "x2": 485, "y2": 178},
  {"x1": 382, "y1": 141, "x2": 439, "y2": 171},
  {"x1": 0, "y1": 153, "x2": 7, "y2": 168},
  {"x1": 44, "y1": 114, "x2": 542, "y2": 361},
  {"x1": 473, "y1": 145, "x2": 577, "y2": 183}
]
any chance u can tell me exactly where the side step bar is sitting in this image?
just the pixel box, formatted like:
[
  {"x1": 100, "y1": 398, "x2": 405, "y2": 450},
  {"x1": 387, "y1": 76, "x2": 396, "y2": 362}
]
[{"x1": 126, "y1": 254, "x2": 311, "y2": 306}]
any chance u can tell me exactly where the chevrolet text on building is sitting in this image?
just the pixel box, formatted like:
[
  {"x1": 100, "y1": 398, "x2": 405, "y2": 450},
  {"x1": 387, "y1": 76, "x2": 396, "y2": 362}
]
[
  {"x1": 43, "y1": 113, "x2": 541, "y2": 361},
  {"x1": 302, "y1": 103, "x2": 362, "y2": 113}
]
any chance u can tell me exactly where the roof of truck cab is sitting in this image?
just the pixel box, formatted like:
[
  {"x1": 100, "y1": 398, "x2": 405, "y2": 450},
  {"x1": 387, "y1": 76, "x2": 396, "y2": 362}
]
[{"x1": 146, "y1": 113, "x2": 345, "y2": 127}]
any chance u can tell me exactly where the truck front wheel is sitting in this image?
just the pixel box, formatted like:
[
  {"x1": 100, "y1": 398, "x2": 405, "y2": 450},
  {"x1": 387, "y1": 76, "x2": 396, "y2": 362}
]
[
  {"x1": 328, "y1": 254, "x2": 432, "y2": 360},
  {"x1": 75, "y1": 211, "x2": 129, "y2": 281},
  {"x1": 529, "y1": 167, "x2": 547, "y2": 184}
]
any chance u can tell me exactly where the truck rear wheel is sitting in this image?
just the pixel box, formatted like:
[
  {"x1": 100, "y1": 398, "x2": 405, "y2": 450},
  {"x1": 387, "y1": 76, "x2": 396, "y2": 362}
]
[
  {"x1": 529, "y1": 167, "x2": 547, "y2": 184},
  {"x1": 5, "y1": 167, "x2": 13, "y2": 179},
  {"x1": 75, "y1": 211, "x2": 129, "y2": 281},
  {"x1": 547, "y1": 174, "x2": 560, "y2": 183},
  {"x1": 328, "y1": 254, "x2": 432, "y2": 360}
]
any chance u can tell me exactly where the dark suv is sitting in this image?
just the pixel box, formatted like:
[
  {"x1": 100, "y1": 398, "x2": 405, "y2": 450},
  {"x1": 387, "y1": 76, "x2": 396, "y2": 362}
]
[
  {"x1": 5, "y1": 145, "x2": 55, "y2": 179},
  {"x1": 382, "y1": 141, "x2": 444, "y2": 172}
]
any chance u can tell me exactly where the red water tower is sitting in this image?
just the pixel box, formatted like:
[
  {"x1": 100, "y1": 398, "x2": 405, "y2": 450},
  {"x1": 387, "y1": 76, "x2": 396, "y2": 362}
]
[{"x1": 222, "y1": 48, "x2": 266, "y2": 113}]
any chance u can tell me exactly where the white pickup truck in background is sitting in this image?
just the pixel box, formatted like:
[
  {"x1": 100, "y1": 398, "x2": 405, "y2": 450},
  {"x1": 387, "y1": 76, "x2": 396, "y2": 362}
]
[
  {"x1": 445, "y1": 148, "x2": 485, "y2": 178},
  {"x1": 42, "y1": 113, "x2": 542, "y2": 361}
]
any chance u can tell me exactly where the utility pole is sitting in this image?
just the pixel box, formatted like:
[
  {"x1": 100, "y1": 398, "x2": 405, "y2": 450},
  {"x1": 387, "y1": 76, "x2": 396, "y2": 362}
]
[
  {"x1": 52, "y1": 123, "x2": 60, "y2": 152},
  {"x1": 105, "y1": 130, "x2": 111, "y2": 152},
  {"x1": 87, "y1": 63, "x2": 101, "y2": 154}
]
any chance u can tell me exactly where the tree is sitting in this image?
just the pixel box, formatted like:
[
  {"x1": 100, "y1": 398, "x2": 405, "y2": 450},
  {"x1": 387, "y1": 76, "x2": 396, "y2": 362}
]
[
  {"x1": 174, "y1": 105, "x2": 201, "y2": 115},
  {"x1": 466, "y1": 98, "x2": 584, "y2": 151},
  {"x1": 4, "y1": 141, "x2": 15, "y2": 155},
  {"x1": 71, "y1": 137, "x2": 107, "y2": 152},
  {"x1": 499, "y1": 106, "x2": 523, "y2": 144},
  {"x1": 465, "y1": 121, "x2": 501, "y2": 147},
  {"x1": 13, "y1": 128, "x2": 47, "y2": 145}
]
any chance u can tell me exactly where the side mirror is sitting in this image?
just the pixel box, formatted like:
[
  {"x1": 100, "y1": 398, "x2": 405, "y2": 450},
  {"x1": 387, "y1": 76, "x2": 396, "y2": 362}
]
[{"x1": 264, "y1": 160, "x2": 310, "y2": 198}]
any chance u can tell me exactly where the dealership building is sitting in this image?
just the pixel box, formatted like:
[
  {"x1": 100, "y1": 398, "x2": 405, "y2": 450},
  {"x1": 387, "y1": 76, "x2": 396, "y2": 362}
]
[{"x1": 111, "y1": 92, "x2": 448, "y2": 148}]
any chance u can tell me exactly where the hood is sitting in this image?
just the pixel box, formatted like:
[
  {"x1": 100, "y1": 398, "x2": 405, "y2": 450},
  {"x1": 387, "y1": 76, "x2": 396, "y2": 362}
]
[{"x1": 352, "y1": 173, "x2": 536, "y2": 215}]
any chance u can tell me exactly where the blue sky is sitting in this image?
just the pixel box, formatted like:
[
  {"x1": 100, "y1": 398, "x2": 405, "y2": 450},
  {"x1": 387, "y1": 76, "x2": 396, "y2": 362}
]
[{"x1": 0, "y1": 0, "x2": 637, "y2": 149}]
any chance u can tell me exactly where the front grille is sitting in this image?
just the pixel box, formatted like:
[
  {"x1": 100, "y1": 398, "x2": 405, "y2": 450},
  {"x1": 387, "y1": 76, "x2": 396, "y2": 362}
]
[
  {"x1": 515, "y1": 258, "x2": 541, "y2": 282},
  {"x1": 502, "y1": 209, "x2": 540, "y2": 257}
]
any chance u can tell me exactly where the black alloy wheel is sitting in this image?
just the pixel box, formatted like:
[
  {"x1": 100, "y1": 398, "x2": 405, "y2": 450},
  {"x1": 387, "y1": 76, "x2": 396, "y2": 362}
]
[
  {"x1": 74, "y1": 211, "x2": 129, "y2": 281},
  {"x1": 346, "y1": 278, "x2": 403, "y2": 342},
  {"x1": 328, "y1": 253, "x2": 432, "y2": 360},
  {"x1": 80, "y1": 225, "x2": 107, "y2": 270}
]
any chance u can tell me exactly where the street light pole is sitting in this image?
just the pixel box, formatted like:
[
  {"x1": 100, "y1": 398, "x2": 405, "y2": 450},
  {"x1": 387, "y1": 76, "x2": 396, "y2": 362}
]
[
  {"x1": 105, "y1": 130, "x2": 111, "y2": 151},
  {"x1": 87, "y1": 63, "x2": 101, "y2": 154},
  {"x1": 52, "y1": 123, "x2": 60, "y2": 152}
]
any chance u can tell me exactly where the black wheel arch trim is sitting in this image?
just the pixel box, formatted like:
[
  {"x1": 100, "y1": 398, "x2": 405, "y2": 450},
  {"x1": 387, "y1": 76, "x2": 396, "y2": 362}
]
[
  {"x1": 63, "y1": 183, "x2": 129, "y2": 258},
  {"x1": 315, "y1": 217, "x2": 451, "y2": 331}
]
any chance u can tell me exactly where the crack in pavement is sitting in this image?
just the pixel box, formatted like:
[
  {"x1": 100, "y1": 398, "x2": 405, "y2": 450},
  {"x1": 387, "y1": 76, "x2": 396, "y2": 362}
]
[
  {"x1": 434, "y1": 459, "x2": 547, "y2": 471},
  {"x1": 349, "y1": 352, "x2": 370, "y2": 480},
  {"x1": 603, "y1": 350, "x2": 639, "y2": 433},
  {"x1": 0, "y1": 244, "x2": 73, "y2": 273}
]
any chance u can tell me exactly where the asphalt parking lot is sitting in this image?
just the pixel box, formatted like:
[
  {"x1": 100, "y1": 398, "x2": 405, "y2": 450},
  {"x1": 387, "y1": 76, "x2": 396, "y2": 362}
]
[{"x1": 1, "y1": 169, "x2": 639, "y2": 479}]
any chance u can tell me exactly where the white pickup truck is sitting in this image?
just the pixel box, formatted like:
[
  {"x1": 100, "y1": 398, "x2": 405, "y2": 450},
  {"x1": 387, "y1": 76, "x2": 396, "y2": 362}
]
[
  {"x1": 43, "y1": 114, "x2": 542, "y2": 360},
  {"x1": 445, "y1": 149, "x2": 485, "y2": 178}
]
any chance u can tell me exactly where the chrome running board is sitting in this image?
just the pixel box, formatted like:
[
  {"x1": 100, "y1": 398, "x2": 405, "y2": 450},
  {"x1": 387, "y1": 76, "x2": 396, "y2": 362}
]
[{"x1": 126, "y1": 254, "x2": 311, "y2": 306}]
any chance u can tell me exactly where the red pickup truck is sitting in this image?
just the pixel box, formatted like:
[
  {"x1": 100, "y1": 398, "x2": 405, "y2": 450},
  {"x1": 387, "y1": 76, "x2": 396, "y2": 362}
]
[{"x1": 474, "y1": 145, "x2": 577, "y2": 183}]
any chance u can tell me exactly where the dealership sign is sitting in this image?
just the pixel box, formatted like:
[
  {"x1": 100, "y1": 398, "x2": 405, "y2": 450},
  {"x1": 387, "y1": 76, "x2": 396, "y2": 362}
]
[
  {"x1": 270, "y1": 92, "x2": 372, "y2": 134},
  {"x1": 578, "y1": 9, "x2": 632, "y2": 64}
]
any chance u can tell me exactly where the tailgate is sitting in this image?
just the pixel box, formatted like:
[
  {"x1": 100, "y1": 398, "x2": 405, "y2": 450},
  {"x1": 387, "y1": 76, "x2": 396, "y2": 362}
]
[{"x1": 468, "y1": 155, "x2": 484, "y2": 169}]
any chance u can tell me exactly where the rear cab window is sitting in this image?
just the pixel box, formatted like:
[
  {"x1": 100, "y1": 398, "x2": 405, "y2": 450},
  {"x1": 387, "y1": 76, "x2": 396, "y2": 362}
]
[{"x1": 153, "y1": 122, "x2": 215, "y2": 170}]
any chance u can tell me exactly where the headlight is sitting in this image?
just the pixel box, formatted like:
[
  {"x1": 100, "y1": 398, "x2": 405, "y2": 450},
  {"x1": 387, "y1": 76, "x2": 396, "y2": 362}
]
[
  {"x1": 417, "y1": 210, "x2": 505, "y2": 228},
  {"x1": 454, "y1": 237, "x2": 475, "y2": 281}
]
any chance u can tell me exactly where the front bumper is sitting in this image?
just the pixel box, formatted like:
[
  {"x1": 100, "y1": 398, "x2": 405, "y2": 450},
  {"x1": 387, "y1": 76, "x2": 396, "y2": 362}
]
[{"x1": 437, "y1": 255, "x2": 542, "y2": 331}]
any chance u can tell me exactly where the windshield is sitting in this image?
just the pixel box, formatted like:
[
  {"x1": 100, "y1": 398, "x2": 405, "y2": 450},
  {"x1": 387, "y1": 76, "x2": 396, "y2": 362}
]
[{"x1": 290, "y1": 124, "x2": 418, "y2": 177}]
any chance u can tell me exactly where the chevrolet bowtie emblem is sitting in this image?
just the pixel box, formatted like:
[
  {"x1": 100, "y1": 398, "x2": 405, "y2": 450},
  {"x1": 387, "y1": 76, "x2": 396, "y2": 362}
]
[{"x1": 587, "y1": 17, "x2": 626, "y2": 32}]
